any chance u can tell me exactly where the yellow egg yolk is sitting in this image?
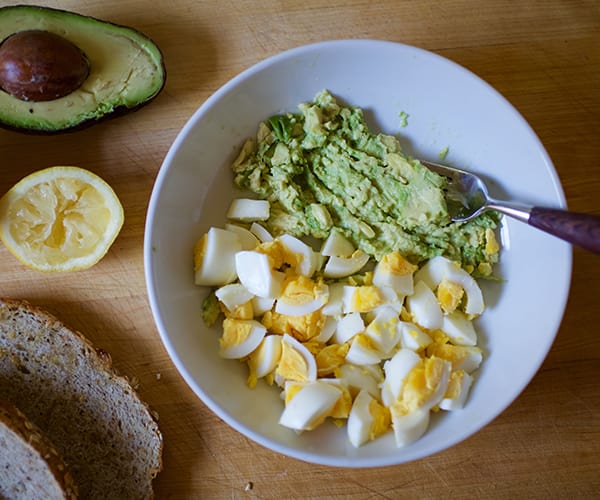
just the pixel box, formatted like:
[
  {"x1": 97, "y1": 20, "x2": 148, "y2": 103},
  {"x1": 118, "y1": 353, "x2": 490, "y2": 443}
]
[
  {"x1": 485, "y1": 228, "x2": 499, "y2": 255},
  {"x1": 221, "y1": 300, "x2": 254, "y2": 320},
  {"x1": 220, "y1": 318, "x2": 254, "y2": 351},
  {"x1": 193, "y1": 233, "x2": 208, "y2": 272},
  {"x1": 327, "y1": 384, "x2": 353, "y2": 419},
  {"x1": 256, "y1": 239, "x2": 302, "y2": 273},
  {"x1": 437, "y1": 279, "x2": 464, "y2": 314},
  {"x1": 426, "y1": 343, "x2": 481, "y2": 370},
  {"x1": 350, "y1": 285, "x2": 385, "y2": 312},
  {"x1": 279, "y1": 275, "x2": 327, "y2": 306},
  {"x1": 444, "y1": 370, "x2": 467, "y2": 400},
  {"x1": 368, "y1": 398, "x2": 391, "y2": 440},
  {"x1": 380, "y1": 251, "x2": 418, "y2": 275},
  {"x1": 262, "y1": 310, "x2": 325, "y2": 342},
  {"x1": 284, "y1": 381, "x2": 305, "y2": 404},
  {"x1": 316, "y1": 343, "x2": 350, "y2": 377},
  {"x1": 276, "y1": 341, "x2": 312, "y2": 382},
  {"x1": 392, "y1": 356, "x2": 448, "y2": 414}
]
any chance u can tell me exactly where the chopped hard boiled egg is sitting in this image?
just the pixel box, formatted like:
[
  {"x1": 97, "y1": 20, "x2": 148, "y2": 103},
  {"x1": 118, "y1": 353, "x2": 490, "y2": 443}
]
[
  {"x1": 194, "y1": 227, "x2": 242, "y2": 286},
  {"x1": 342, "y1": 285, "x2": 385, "y2": 313},
  {"x1": 235, "y1": 250, "x2": 284, "y2": 298},
  {"x1": 347, "y1": 389, "x2": 391, "y2": 447},
  {"x1": 323, "y1": 250, "x2": 370, "y2": 278},
  {"x1": 278, "y1": 234, "x2": 320, "y2": 277},
  {"x1": 279, "y1": 381, "x2": 342, "y2": 431},
  {"x1": 439, "y1": 370, "x2": 473, "y2": 410},
  {"x1": 215, "y1": 283, "x2": 254, "y2": 312},
  {"x1": 405, "y1": 280, "x2": 443, "y2": 330},
  {"x1": 219, "y1": 319, "x2": 267, "y2": 359},
  {"x1": 320, "y1": 230, "x2": 355, "y2": 257},
  {"x1": 275, "y1": 276, "x2": 329, "y2": 316},
  {"x1": 380, "y1": 348, "x2": 421, "y2": 407},
  {"x1": 275, "y1": 334, "x2": 317, "y2": 383},
  {"x1": 390, "y1": 407, "x2": 430, "y2": 447},
  {"x1": 373, "y1": 251, "x2": 417, "y2": 295},
  {"x1": 227, "y1": 198, "x2": 270, "y2": 221},
  {"x1": 364, "y1": 306, "x2": 402, "y2": 356},
  {"x1": 397, "y1": 321, "x2": 432, "y2": 352},
  {"x1": 331, "y1": 312, "x2": 364, "y2": 344},
  {"x1": 195, "y1": 214, "x2": 492, "y2": 449},
  {"x1": 415, "y1": 255, "x2": 484, "y2": 315},
  {"x1": 250, "y1": 222, "x2": 273, "y2": 242},
  {"x1": 225, "y1": 223, "x2": 260, "y2": 250},
  {"x1": 247, "y1": 334, "x2": 282, "y2": 387}
]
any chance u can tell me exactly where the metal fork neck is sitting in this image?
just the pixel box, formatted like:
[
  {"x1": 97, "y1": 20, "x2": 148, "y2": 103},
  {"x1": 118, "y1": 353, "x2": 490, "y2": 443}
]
[{"x1": 486, "y1": 199, "x2": 532, "y2": 223}]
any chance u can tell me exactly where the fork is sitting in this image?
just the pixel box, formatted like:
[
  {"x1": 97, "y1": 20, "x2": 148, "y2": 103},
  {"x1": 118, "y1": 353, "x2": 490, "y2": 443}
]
[{"x1": 422, "y1": 160, "x2": 600, "y2": 254}]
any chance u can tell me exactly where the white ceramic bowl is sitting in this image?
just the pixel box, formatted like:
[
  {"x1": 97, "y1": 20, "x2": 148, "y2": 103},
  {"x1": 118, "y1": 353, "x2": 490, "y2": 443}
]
[{"x1": 144, "y1": 39, "x2": 571, "y2": 467}]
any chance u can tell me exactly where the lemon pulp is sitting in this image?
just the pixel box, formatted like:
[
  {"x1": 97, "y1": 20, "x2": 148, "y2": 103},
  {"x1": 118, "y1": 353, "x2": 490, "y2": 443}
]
[{"x1": 0, "y1": 166, "x2": 124, "y2": 272}]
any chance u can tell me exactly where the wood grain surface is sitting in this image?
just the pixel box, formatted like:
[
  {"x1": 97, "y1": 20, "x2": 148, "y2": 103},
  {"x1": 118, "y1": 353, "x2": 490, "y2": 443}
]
[{"x1": 1, "y1": 1, "x2": 598, "y2": 498}]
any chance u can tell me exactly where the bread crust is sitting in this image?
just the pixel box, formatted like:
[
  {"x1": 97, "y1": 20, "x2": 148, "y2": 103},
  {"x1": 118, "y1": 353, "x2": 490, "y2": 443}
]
[
  {"x1": 0, "y1": 298, "x2": 163, "y2": 499},
  {"x1": 0, "y1": 399, "x2": 78, "y2": 499}
]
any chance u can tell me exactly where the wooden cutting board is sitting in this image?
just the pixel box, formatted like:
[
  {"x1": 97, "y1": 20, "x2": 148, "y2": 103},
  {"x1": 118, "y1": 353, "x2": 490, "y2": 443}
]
[{"x1": 0, "y1": 0, "x2": 598, "y2": 497}]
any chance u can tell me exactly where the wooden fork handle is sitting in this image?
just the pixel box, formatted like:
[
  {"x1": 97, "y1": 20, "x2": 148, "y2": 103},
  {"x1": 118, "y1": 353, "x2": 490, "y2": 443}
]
[{"x1": 529, "y1": 207, "x2": 600, "y2": 253}]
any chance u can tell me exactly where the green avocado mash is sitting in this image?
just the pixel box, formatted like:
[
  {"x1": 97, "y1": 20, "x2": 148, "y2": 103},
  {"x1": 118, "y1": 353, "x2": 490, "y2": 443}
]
[{"x1": 232, "y1": 90, "x2": 499, "y2": 274}]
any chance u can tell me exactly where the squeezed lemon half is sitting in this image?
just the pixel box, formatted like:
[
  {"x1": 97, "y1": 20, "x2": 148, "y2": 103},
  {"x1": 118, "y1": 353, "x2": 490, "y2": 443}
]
[{"x1": 0, "y1": 166, "x2": 124, "y2": 272}]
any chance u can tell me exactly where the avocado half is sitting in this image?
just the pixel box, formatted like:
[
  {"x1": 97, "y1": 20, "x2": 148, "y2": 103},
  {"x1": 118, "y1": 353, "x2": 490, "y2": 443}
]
[{"x1": 0, "y1": 5, "x2": 166, "y2": 133}]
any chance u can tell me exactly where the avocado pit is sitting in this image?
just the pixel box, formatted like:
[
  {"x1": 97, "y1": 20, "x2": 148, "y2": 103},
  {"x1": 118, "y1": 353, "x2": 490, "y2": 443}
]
[{"x1": 0, "y1": 30, "x2": 90, "y2": 102}]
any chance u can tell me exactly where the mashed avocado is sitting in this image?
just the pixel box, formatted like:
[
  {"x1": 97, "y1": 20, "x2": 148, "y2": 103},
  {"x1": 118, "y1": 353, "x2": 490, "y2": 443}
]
[{"x1": 232, "y1": 90, "x2": 499, "y2": 274}]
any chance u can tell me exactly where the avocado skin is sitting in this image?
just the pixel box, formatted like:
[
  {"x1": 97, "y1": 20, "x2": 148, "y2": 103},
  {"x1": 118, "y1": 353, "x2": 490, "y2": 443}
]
[{"x1": 0, "y1": 5, "x2": 166, "y2": 134}]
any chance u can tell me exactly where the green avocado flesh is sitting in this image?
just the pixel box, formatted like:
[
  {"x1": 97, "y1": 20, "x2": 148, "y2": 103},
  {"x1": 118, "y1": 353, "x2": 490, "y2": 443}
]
[
  {"x1": 0, "y1": 5, "x2": 165, "y2": 132},
  {"x1": 232, "y1": 90, "x2": 499, "y2": 274}
]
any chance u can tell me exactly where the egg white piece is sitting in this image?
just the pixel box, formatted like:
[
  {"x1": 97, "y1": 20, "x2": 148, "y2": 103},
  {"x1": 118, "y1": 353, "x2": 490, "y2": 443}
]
[
  {"x1": 320, "y1": 230, "x2": 355, "y2": 257},
  {"x1": 347, "y1": 390, "x2": 384, "y2": 447},
  {"x1": 235, "y1": 250, "x2": 284, "y2": 298},
  {"x1": 249, "y1": 222, "x2": 274, "y2": 242},
  {"x1": 415, "y1": 255, "x2": 484, "y2": 315},
  {"x1": 248, "y1": 334, "x2": 283, "y2": 379},
  {"x1": 439, "y1": 371, "x2": 473, "y2": 411},
  {"x1": 398, "y1": 321, "x2": 433, "y2": 352},
  {"x1": 378, "y1": 286, "x2": 405, "y2": 313},
  {"x1": 219, "y1": 319, "x2": 267, "y2": 359},
  {"x1": 365, "y1": 306, "x2": 402, "y2": 356},
  {"x1": 441, "y1": 311, "x2": 478, "y2": 346},
  {"x1": 331, "y1": 312, "x2": 364, "y2": 344},
  {"x1": 215, "y1": 283, "x2": 254, "y2": 312},
  {"x1": 227, "y1": 198, "x2": 270, "y2": 221},
  {"x1": 275, "y1": 296, "x2": 328, "y2": 317},
  {"x1": 405, "y1": 280, "x2": 443, "y2": 330},
  {"x1": 380, "y1": 349, "x2": 421, "y2": 407},
  {"x1": 194, "y1": 227, "x2": 242, "y2": 286},
  {"x1": 314, "y1": 316, "x2": 337, "y2": 343},
  {"x1": 279, "y1": 381, "x2": 342, "y2": 431},
  {"x1": 278, "y1": 234, "x2": 320, "y2": 277},
  {"x1": 453, "y1": 347, "x2": 483, "y2": 373},
  {"x1": 373, "y1": 264, "x2": 414, "y2": 296},
  {"x1": 345, "y1": 335, "x2": 383, "y2": 366},
  {"x1": 323, "y1": 250, "x2": 370, "y2": 278},
  {"x1": 225, "y1": 223, "x2": 260, "y2": 250},
  {"x1": 321, "y1": 282, "x2": 345, "y2": 317},
  {"x1": 335, "y1": 363, "x2": 382, "y2": 399},
  {"x1": 252, "y1": 296, "x2": 275, "y2": 315},
  {"x1": 390, "y1": 407, "x2": 430, "y2": 447}
]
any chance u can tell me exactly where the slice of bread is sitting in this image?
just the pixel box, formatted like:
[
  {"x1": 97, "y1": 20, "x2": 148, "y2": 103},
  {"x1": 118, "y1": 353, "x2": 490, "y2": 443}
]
[
  {"x1": 0, "y1": 298, "x2": 163, "y2": 499},
  {"x1": 0, "y1": 399, "x2": 78, "y2": 499}
]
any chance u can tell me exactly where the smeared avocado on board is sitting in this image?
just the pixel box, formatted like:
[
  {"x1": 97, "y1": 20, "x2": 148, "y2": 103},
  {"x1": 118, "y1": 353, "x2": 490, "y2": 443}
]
[{"x1": 0, "y1": 5, "x2": 165, "y2": 133}]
